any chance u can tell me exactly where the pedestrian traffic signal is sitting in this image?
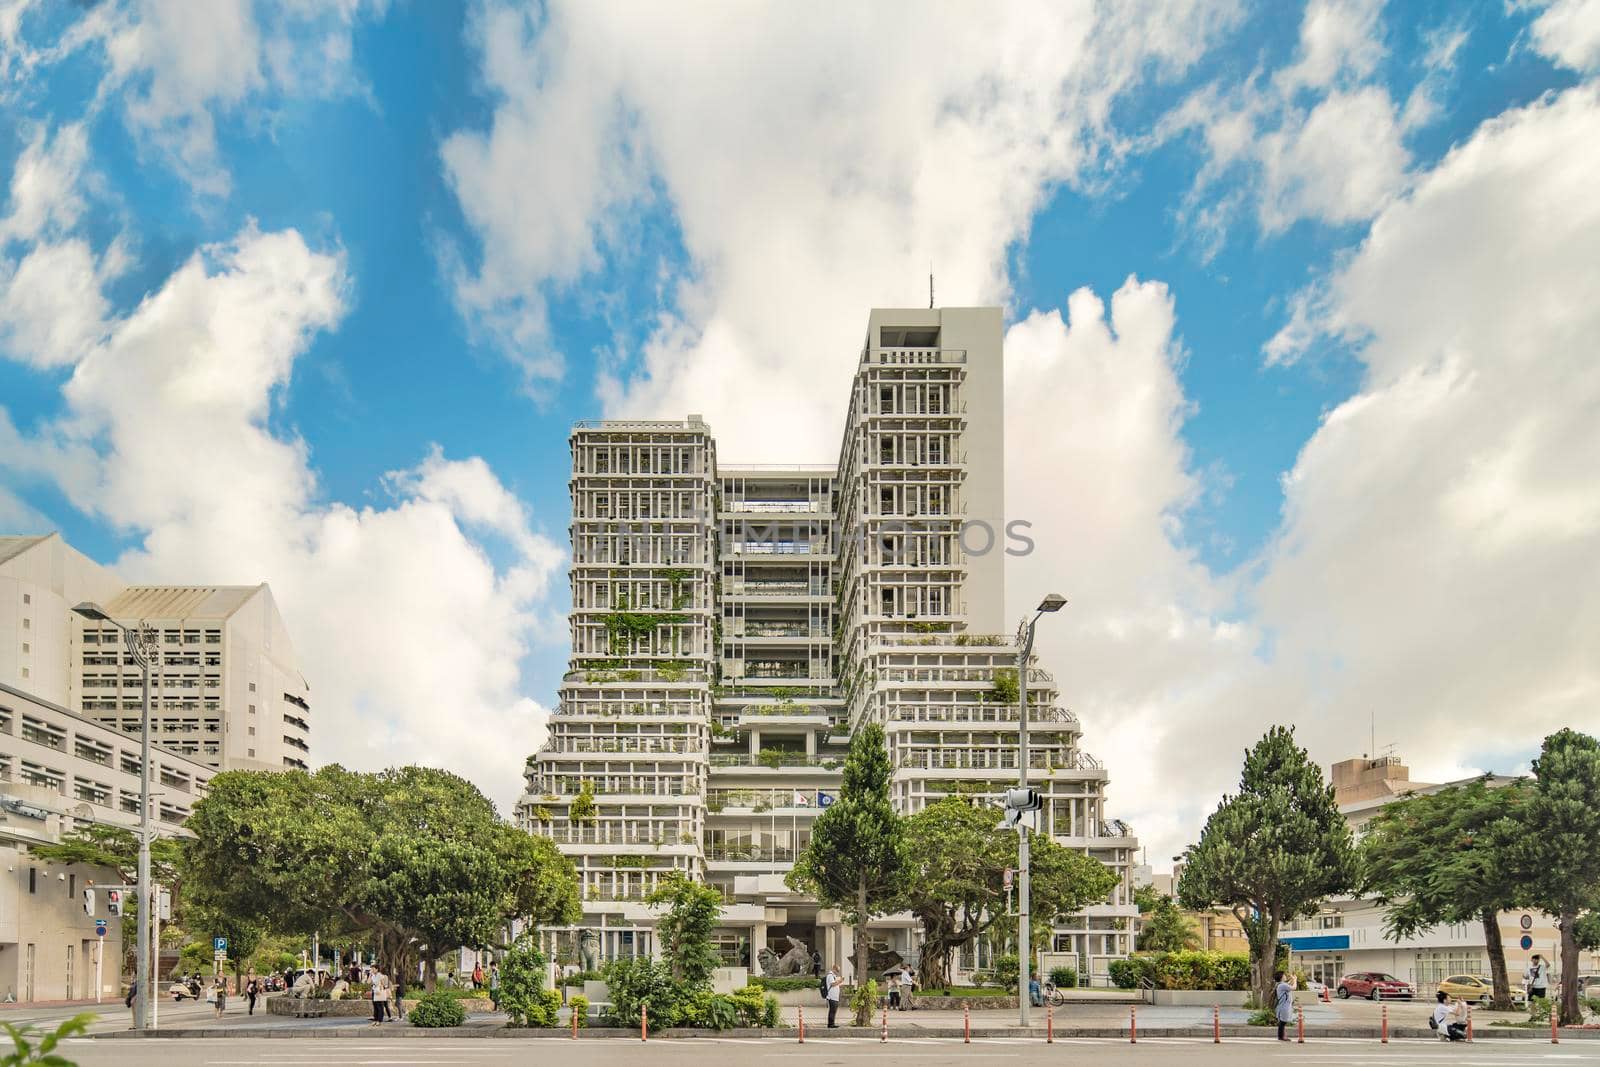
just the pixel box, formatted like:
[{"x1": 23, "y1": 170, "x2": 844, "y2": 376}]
[
  {"x1": 106, "y1": 889, "x2": 122, "y2": 916},
  {"x1": 82, "y1": 888, "x2": 95, "y2": 916}
]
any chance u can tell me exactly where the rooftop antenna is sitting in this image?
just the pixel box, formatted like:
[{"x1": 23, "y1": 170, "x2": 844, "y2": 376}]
[{"x1": 929, "y1": 268, "x2": 934, "y2": 309}]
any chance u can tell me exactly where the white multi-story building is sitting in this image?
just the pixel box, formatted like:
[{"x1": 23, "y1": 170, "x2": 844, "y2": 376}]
[
  {"x1": 0, "y1": 534, "x2": 310, "y2": 772},
  {"x1": 0, "y1": 678, "x2": 215, "y2": 1001},
  {"x1": 521, "y1": 307, "x2": 1139, "y2": 982},
  {"x1": 1283, "y1": 754, "x2": 1600, "y2": 991}
]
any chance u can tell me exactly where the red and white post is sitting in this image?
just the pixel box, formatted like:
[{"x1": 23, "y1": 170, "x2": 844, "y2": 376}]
[
  {"x1": 964, "y1": 1004, "x2": 970, "y2": 1044},
  {"x1": 1213, "y1": 1003, "x2": 1221, "y2": 1043},
  {"x1": 881, "y1": 1003, "x2": 888, "y2": 1043},
  {"x1": 798, "y1": 1006, "x2": 805, "y2": 1043},
  {"x1": 1046, "y1": 1003, "x2": 1054, "y2": 1044},
  {"x1": 1130, "y1": 1005, "x2": 1138, "y2": 1044},
  {"x1": 1380, "y1": 1004, "x2": 1388, "y2": 1044}
]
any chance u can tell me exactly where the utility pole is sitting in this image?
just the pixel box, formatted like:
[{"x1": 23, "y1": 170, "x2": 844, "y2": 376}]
[{"x1": 1014, "y1": 594, "x2": 1066, "y2": 1028}]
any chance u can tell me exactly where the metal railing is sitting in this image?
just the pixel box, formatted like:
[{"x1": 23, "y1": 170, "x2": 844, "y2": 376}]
[{"x1": 708, "y1": 753, "x2": 842, "y2": 769}]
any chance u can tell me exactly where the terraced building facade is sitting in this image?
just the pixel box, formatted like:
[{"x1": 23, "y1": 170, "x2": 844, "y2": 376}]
[{"x1": 520, "y1": 307, "x2": 1139, "y2": 982}]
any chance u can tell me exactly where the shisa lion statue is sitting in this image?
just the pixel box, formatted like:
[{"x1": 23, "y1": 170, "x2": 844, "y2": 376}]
[
  {"x1": 757, "y1": 937, "x2": 813, "y2": 977},
  {"x1": 756, "y1": 946, "x2": 781, "y2": 977},
  {"x1": 578, "y1": 928, "x2": 600, "y2": 973}
]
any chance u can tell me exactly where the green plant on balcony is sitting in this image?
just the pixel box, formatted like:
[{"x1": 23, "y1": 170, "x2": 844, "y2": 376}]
[
  {"x1": 753, "y1": 800, "x2": 772, "y2": 813},
  {"x1": 659, "y1": 660, "x2": 689, "y2": 682},
  {"x1": 680, "y1": 831, "x2": 696, "y2": 845},
  {"x1": 988, "y1": 668, "x2": 1020, "y2": 704},
  {"x1": 534, "y1": 805, "x2": 553, "y2": 825},
  {"x1": 569, "y1": 781, "x2": 599, "y2": 825},
  {"x1": 755, "y1": 748, "x2": 792, "y2": 769},
  {"x1": 613, "y1": 855, "x2": 647, "y2": 869},
  {"x1": 910, "y1": 621, "x2": 951, "y2": 633},
  {"x1": 706, "y1": 797, "x2": 725, "y2": 813}
]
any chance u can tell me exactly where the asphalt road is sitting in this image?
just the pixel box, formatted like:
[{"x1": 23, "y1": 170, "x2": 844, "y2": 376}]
[{"x1": 52, "y1": 1035, "x2": 1600, "y2": 1067}]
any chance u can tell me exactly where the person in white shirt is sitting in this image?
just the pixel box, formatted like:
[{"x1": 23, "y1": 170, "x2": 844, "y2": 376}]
[
  {"x1": 898, "y1": 966, "x2": 915, "y2": 1011},
  {"x1": 1432, "y1": 991, "x2": 1467, "y2": 1041},
  {"x1": 825, "y1": 967, "x2": 842, "y2": 1028},
  {"x1": 1524, "y1": 955, "x2": 1550, "y2": 1001}
]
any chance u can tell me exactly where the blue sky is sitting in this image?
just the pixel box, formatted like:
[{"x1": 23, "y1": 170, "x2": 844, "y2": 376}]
[{"x1": 1, "y1": 0, "x2": 1596, "y2": 856}]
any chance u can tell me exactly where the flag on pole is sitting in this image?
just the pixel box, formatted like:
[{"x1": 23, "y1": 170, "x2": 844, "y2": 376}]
[
  {"x1": 817, "y1": 791, "x2": 835, "y2": 808},
  {"x1": 793, "y1": 791, "x2": 811, "y2": 807}
]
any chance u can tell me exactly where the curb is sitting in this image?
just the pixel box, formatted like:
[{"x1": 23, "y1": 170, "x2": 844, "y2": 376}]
[{"x1": 95, "y1": 1024, "x2": 1600, "y2": 1041}]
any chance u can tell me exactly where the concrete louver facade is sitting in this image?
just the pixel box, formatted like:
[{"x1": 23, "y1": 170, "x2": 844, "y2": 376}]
[{"x1": 519, "y1": 307, "x2": 1138, "y2": 983}]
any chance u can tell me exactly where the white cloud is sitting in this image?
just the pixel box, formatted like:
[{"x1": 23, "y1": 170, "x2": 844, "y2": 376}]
[
  {"x1": 1523, "y1": 0, "x2": 1600, "y2": 72},
  {"x1": 0, "y1": 122, "x2": 88, "y2": 244},
  {"x1": 1257, "y1": 87, "x2": 1409, "y2": 231},
  {"x1": 0, "y1": 239, "x2": 111, "y2": 367},
  {"x1": 1275, "y1": 0, "x2": 1386, "y2": 94},
  {"x1": 8, "y1": 223, "x2": 563, "y2": 813},
  {"x1": 442, "y1": 0, "x2": 1244, "y2": 451}
]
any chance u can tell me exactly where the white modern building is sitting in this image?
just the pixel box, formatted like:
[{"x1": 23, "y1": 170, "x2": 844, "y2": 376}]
[
  {"x1": 0, "y1": 534, "x2": 311, "y2": 772},
  {"x1": 520, "y1": 307, "x2": 1139, "y2": 982},
  {"x1": 1282, "y1": 754, "x2": 1600, "y2": 990},
  {"x1": 0, "y1": 679, "x2": 215, "y2": 1001}
]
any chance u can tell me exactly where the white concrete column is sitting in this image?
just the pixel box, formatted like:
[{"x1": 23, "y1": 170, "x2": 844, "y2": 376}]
[{"x1": 750, "y1": 922, "x2": 768, "y2": 975}]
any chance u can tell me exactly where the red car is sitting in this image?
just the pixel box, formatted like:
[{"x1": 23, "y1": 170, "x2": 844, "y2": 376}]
[{"x1": 1337, "y1": 972, "x2": 1414, "y2": 1000}]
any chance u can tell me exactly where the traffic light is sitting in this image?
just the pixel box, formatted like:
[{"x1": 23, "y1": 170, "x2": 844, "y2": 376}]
[
  {"x1": 106, "y1": 889, "x2": 122, "y2": 916},
  {"x1": 82, "y1": 888, "x2": 95, "y2": 916}
]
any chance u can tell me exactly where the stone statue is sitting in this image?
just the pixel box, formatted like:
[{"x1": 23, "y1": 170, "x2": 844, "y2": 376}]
[
  {"x1": 757, "y1": 946, "x2": 781, "y2": 977},
  {"x1": 848, "y1": 942, "x2": 904, "y2": 977},
  {"x1": 578, "y1": 928, "x2": 600, "y2": 972},
  {"x1": 775, "y1": 936, "x2": 811, "y2": 977}
]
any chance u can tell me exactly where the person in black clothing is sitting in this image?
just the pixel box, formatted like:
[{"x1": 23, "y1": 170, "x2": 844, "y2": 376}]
[{"x1": 246, "y1": 977, "x2": 259, "y2": 1015}]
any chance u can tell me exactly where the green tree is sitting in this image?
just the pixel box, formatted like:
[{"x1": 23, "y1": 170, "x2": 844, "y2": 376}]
[
  {"x1": 895, "y1": 797, "x2": 1117, "y2": 988},
  {"x1": 1502, "y1": 729, "x2": 1600, "y2": 1025},
  {"x1": 1178, "y1": 726, "x2": 1358, "y2": 1006},
  {"x1": 1137, "y1": 895, "x2": 1202, "y2": 953},
  {"x1": 1133, "y1": 884, "x2": 1163, "y2": 914},
  {"x1": 1361, "y1": 778, "x2": 1526, "y2": 1009},
  {"x1": 787, "y1": 722, "x2": 904, "y2": 981},
  {"x1": 182, "y1": 764, "x2": 580, "y2": 989},
  {"x1": 182, "y1": 901, "x2": 265, "y2": 988},
  {"x1": 646, "y1": 873, "x2": 722, "y2": 988},
  {"x1": 497, "y1": 935, "x2": 561, "y2": 1026}
]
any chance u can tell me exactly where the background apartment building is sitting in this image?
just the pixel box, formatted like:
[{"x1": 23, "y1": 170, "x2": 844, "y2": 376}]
[
  {"x1": 521, "y1": 307, "x2": 1139, "y2": 983},
  {"x1": 0, "y1": 679, "x2": 214, "y2": 1001},
  {"x1": 1282, "y1": 754, "x2": 1600, "y2": 990},
  {"x1": 0, "y1": 534, "x2": 310, "y2": 772}
]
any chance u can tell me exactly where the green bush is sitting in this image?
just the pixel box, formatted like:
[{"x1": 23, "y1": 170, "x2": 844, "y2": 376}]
[
  {"x1": 498, "y1": 935, "x2": 561, "y2": 1026},
  {"x1": 559, "y1": 969, "x2": 603, "y2": 987},
  {"x1": 1049, "y1": 966, "x2": 1077, "y2": 989},
  {"x1": 1109, "y1": 951, "x2": 1247, "y2": 991},
  {"x1": 569, "y1": 994, "x2": 589, "y2": 1027},
  {"x1": 850, "y1": 979, "x2": 879, "y2": 1026},
  {"x1": 431, "y1": 986, "x2": 491, "y2": 999},
  {"x1": 409, "y1": 990, "x2": 466, "y2": 1028},
  {"x1": 1247, "y1": 1006, "x2": 1277, "y2": 1027},
  {"x1": 990, "y1": 954, "x2": 1019, "y2": 990},
  {"x1": 1528, "y1": 996, "x2": 1552, "y2": 1023},
  {"x1": 1108, "y1": 957, "x2": 1149, "y2": 989},
  {"x1": 602, "y1": 958, "x2": 684, "y2": 1028},
  {"x1": 761, "y1": 993, "x2": 781, "y2": 1028},
  {"x1": 681, "y1": 990, "x2": 739, "y2": 1030},
  {"x1": 748, "y1": 975, "x2": 821, "y2": 993},
  {"x1": 725, "y1": 985, "x2": 780, "y2": 1027}
]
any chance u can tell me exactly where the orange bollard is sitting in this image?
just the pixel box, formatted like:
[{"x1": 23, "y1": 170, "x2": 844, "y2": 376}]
[
  {"x1": 1380, "y1": 1004, "x2": 1387, "y2": 1044},
  {"x1": 964, "y1": 1004, "x2": 970, "y2": 1044},
  {"x1": 798, "y1": 1006, "x2": 805, "y2": 1043},
  {"x1": 1552, "y1": 1009, "x2": 1559, "y2": 1044},
  {"x1": 881, "y1": 1003, "x2": 888, "y2": 1042},
  {"x1": 1213, "y1": 1003, "x2": 1220, "y2": 1043},
  {"x1": 1130, "y1": 1005, "x2": 1137, "y2": 1043},
  {"x1": 1047, "y1": 1003, "x2": 1054, "y2": 1044},
  {"x1": 1465, "y1": 1004, "x2": 1472, "y2": 1043},
  {"x1": 642, "y1": 1001, "x2": 648, "y2": 1043},
  {"x1": 1297, "y1": 1004, "x2": 1304, "y2": 1044},
  {"x1": 571, "y1": 1003, "x2": 578, "y2": 1039}
]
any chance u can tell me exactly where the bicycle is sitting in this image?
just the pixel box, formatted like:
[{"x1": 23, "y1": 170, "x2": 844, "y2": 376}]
[{"x1": 1040, "y1": 980, "x2": 1068, "y2": 1006}]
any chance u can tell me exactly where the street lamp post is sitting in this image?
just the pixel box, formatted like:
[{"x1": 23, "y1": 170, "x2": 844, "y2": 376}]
[
  {"x1": 1017, "y1": 593, "x2": 1066, "y2": 1028},
  {"x1": 72, "y1": 602, "x2": 154, "y2": 1031}
]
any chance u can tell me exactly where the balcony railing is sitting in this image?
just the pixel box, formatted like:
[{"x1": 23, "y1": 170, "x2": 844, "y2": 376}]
[
  {"x1": 889, "y1": 704, "x2": 1079, "y2": 727},
  {"x1": 705, "y1": 845, "x2": 797, "y2": 863},
  {"x1": 727, "y1": 500, "x2": 822, "y2": 513},
  {"x1": 732, "y1": 541, "x2": 827, "y2": 555},
  {"x1": 896, "y1": 750, "x2": 1080, "y2": 772},
  {"x1": 708, "y1": 753, "x2": 842, "y2": 769},
  {"x1": 872, "y1": 347, "x2": 967, "y2": 365},
  {"x1": 706, "y1": 788, "x2": 830, "y2": 812},
  {"x1": 725, "y1": 580, "x2": 829, "y2": 596},
  {"x1": 540, "y1": 827, "x2": 690, "y2": 846}
]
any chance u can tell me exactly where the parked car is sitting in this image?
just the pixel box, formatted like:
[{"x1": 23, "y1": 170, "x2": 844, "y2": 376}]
[
  {"x1": 1337, "y1": 972, "x2": 1414, "y2": 1000},
  {"x1": 1304, "y1": 978, "x2": 1328, "y2": 999}
]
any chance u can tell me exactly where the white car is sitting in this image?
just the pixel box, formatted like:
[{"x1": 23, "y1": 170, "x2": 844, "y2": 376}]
[{"x1": 1304, "y1": 978, "x2": 1328, "y2": 999}]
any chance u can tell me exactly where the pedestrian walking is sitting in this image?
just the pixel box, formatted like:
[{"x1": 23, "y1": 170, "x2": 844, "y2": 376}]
[
  {"x1": 488, "y1": 963, "x2": 500, "y2": 1010},
  {"x1": 1524, "y1": 955, "x2": 1550, "y2": 1002},
  {"x1": 246, "y1": 976, "x2": 259, "y2": 1015},
  {"x1": 393, "y1": 972, "x2": 406, "y2": 1021},
  {"x1": 1432, "y1": 991, "x2": 1467, "y2": 1041},
  {"x1": 369, "y1": 966, "x2": 391, "y2": 1025},
  {"x1": 811, "y1": 951, "x2": 822, "y2": 977},
  {"x1": 213, "y1": 976, "x2": 228, "y2": 1018},
  {"x1": 472, "y1": 961, "x2": 485, "y2": 990},
  {"x1": 124, "y1": 980, "x2": 137, "y2": 1027},
  {"x1": 1274, "y1": 972, "x2": 1294, "y2": 1041},
  {"x1": 899, "y1": 965, "x2": 915, "y2": 1010},
  {"x1": 825, "y1": 966, "x2": 842, "y2": 1028}
]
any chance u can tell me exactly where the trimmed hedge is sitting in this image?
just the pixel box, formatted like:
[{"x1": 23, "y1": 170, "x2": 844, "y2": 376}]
[
  {"x1": 747, "y1": 975, "x2": 822, "y2": 993},
  {"x1": 1109, "y1": 951, "x2": 1249, "y2": 991},
  {"x1": 409, "y1": 989, "x2": 466, "y2": 1028}
]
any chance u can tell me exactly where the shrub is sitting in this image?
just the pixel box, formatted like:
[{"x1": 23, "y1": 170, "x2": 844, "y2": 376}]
[
  {"x1": 499, "y1": 934, "x2": 561, "y2": 1027},
  {"x1": 409, "y1": 990, "x2": 466, "y2": 1028},
  {"x1": 1049, "y1": 966, "x2": 1077, "y2": 989},
  {"x1": 569, "y1": 993, "x2": 590, "y2": 1027},
  {"x1": 1108, "y1": 957, "x2": 1147, "y2": 989},
  {"x1": 681, "y1": 990, "x2": 739, "y2": 1030},
  {"x1": 761, "y1": 993, "x2": 781, "y2": 1028},
  {"x1": 1109, "y1": 951, "x2": 1247, "y2": 991},
  {"x1": 559, "y1": 969, "x2": 603, "y2": 987},
  {"x1": 1528, "y1": 996, "x2": 1552, "y2": 1023},
  {"x1": 748, "y1": 975, "x2": 821, "y2": 993},
  {"x1": 724, "y1": 985, "x2": 780, "y2": 1027},
  {"x1": 602, "y1": 958, "x2": 684, "y2": 1028},
  {"x1": 1247, "y1": 1006, "x2": 1276, "y2": 1027},
  {"x1": 850, "y1": 979, "x2": 879, "y2": 1026},
  {"x1": 991, "y1": 954, "x2": 1019, "y2": 990}
]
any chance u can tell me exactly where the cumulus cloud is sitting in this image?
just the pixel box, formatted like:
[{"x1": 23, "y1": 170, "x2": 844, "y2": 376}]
[
  {"x1": 1165, "y1": 0, "x2": 1411, "y2": 247},
  {"x1": 7, "y1": 224, "x2": 562, "y2": 813},
  {"x1": 1523, "y1": 0, "x2": 1600, "y2": 72},
  {"x1": 441, "y1": 0, "x2": 1244, "y2": 451}
]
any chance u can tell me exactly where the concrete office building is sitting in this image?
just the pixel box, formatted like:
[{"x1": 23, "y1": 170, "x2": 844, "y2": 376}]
[
  {"x1": 1282, "y1": 754, "x2": 1600, "y2": 990},
  {"x1": 0, "y1": 679, "x2": 214, "y2": 1001},
  {"x1": 520, "y1": 307, "x2": 1139, "y2": 982},
  {"x1": 0, "y1": 534, "x2": 310, "y2": 772}
]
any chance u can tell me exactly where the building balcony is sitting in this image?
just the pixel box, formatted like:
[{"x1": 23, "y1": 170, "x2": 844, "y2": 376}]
[
  {"x1": 708, "y1": 753, "x2": 843, "y2": 770},
  {"x1": 705, "y1": 845, "x2": 796, "y2": 865},
  {"x1": 706, "y1": 788, "x2": 831, "y2": 813}
]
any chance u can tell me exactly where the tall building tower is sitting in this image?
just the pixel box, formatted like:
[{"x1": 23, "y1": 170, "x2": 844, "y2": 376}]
[{"x1": 521, "y1": 308, "x2": 1138, "y2": 981}]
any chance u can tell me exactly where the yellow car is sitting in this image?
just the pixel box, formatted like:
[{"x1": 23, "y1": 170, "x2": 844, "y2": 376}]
[{"x1": 1437, "y1": 975, "x2": 1523, "y2": 1005}]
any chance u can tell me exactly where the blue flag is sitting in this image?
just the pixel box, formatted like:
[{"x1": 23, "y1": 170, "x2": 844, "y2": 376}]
[{"x1": 817, "y1": 791, "x2": 835, "y2": 808}]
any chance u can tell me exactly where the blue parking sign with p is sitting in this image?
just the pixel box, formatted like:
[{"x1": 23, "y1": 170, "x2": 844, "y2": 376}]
[{"x1": 214, "y1": 937, "x2": 228, "y2": 953}]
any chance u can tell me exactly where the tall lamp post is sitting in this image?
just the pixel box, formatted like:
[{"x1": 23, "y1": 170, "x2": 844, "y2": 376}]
[
  {"x1": 72, "y1": 602, "x2": 154, "y2": 1031},
  {"x1": 1017, "y1": 593, "x2": 1066, "y2": 1028}
]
